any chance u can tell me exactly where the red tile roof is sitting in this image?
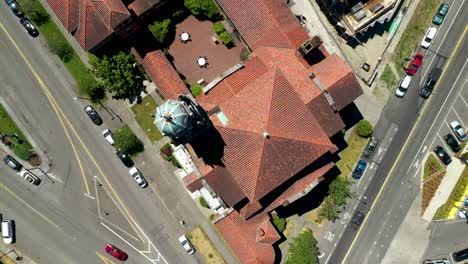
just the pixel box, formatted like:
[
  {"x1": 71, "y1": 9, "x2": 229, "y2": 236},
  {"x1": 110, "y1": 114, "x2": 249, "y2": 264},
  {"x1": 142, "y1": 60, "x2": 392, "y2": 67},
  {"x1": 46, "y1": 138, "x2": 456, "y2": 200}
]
[
  {"x1": 216, "y1": 211, "x2": 277, "y2": 264},
  {"x1": 74, "y1": 0, "x2": 113, "y2": 51},
  {"x1": 256, "y1": 218, "x2": 281, "y2": 244},
  {"x1": 217, "y1": 0, "x2": 309, "y2": 50},
  {"x1": 89, "y1": 0, "x2": 130, "y2": 29},
  {"x1": 46, "y1": 0, "x2": 79, "y2": 32},
  {"x1": 131, "y1": 48, "x2": 188, "y2": 99},
  {"x1": 127, "y1": 0, "x2": 164, "y2": 17},
  {"x1": 203, "y1": 167, "x2": 246, "y2": 207}
]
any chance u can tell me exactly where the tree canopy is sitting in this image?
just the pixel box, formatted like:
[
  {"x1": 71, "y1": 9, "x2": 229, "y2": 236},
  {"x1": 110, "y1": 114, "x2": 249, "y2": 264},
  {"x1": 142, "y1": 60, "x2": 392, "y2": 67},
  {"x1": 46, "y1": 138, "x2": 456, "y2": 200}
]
[
  {"x1": 89, "y1": 52, "x2": 143, "y2": 98},
  {"x1": 357, "y1": 119, "x2": 373, "y2": 137},
  {"x1": 285, "y1": 229, "x2": 319, "y2": 264},
  {"x1": 148, "y1": 19, "x2": 172, "y2": 45},
  {"x1": 114, "y1": 125, "x2": 144, "y2": 155},
  {"x1": 184, "y1": 0, "x2": 219, "y2": 20}
]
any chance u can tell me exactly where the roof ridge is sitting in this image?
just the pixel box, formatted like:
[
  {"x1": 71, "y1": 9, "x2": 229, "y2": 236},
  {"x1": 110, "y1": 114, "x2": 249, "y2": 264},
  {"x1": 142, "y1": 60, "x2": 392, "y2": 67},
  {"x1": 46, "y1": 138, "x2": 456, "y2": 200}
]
[{"x1": 260, "y1": 0, "x2": 299, "y2": 48}]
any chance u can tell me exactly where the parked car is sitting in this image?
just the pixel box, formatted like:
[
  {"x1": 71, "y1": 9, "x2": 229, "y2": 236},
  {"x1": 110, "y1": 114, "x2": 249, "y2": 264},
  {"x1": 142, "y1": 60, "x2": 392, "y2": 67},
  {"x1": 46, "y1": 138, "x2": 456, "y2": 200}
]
[
  {"x1": 432, "y1": 3, "x2": 449, "y2": 25},
  {"x1": 444, "y1": 133, "x2": 461, "y2": 153},
  {"x1": 84, "y1": 105, "x2": 103, "y2": 126},
  {"x1": 424, "y1": 259, "x2": 450, "y2": 264},
  {"x1": 395, "y1": 75, "x2": 412, "y2": 98},
  {"x1": 453, "y1": 247, "x2": 468, "y2": 262},
  {"x1": 129, "y1": 167, "x2": 148, "y2": 188},
  {"x1": 351, "y1": 211, "x2": 365, "y2": 230},
  {"x1": 363, "y1": 136, "x2": 379, "y2": 159},
  {"x1": 352, "y1": 159, "x2": 367, "y2": 179},
  {"x1": 4, "y1": 0, "x2": 22, "y2": 17},
  {"x1": 419, "y1": 68, "x2": 442, "y2": 99},
  {"x1": 105, "y1": 244, "x2": 128, "y2": 261},
  {"x1": 3, "y1": 155, "x2": 22, "y2": 171},
  {"x1": 421, "y1": 27, "x2": 437, "y2": 49},
  {"x1": 178, "y1": 235, "x2": 195, "y2": 255},
  {"x1": 20, "y1": 17, "x2": 39, "y2": 37},
  {"x1": 1, "y1": 220, "x2": 15, "y2": 244},
  {"x1": 434, "y1": 146, "x2": 452, "y2": 165},
  {"x1": 406, "y1": 53, "x2": 423, "y2": 76},
  {"x1": 102, "y1": 129, "x2": 115, "y2": 145},
  {"x1": 450, "y1": 121, "x2": 467, "y2": 141},
  {"x1": 18, "y1": 170, "x2": 41, "y2": 185},
  {"x1": 116, "y1": 149, "x2": 134, "y2": 167}
]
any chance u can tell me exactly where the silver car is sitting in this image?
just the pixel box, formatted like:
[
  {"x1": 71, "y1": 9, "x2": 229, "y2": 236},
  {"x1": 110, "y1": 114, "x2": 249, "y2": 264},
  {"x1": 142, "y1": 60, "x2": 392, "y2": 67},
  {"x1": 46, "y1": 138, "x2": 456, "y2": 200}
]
[
  {"x1": 129, "y1": 167, "x2": 148, "y2": 188},
  {"x1": 178, "y1": 235, "x2": 195, "y2": 255},
  {"x1": 450, "y1": 121, "x2": 467, "y2": 141}
]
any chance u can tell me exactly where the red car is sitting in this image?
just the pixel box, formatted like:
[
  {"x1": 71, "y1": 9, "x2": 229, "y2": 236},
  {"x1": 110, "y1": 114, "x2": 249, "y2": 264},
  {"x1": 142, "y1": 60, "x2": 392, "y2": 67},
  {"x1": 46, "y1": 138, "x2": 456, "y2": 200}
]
[
  {"x1": 406, "y1": 53, "x2": 424, "y2": 75},
  {"x1": 105, "y1": 244, "x2": 128, "y2": 261}
]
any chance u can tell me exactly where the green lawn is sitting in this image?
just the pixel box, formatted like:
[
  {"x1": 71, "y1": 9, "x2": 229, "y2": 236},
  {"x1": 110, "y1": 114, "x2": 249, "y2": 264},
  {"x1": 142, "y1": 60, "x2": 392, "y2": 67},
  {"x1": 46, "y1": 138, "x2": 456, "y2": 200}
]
[
  {"x1": 336, "y1": 130, "x2": 368, "y2": 178},
  {"x1": 393, "y1": 0, "x2": 441, "y2": 73},
  {"x1": 0, "y1": 104, "x2": 34, "y2": 160},
  {"x1": 131, "y1": 96, "x2": 163, "y2": 142},
  {"x1": 380, "y1": 64, "x2": 397, "y2": 89},
  {"x1": 423, "y1": 154, "x2": 444, "y2": 181}
]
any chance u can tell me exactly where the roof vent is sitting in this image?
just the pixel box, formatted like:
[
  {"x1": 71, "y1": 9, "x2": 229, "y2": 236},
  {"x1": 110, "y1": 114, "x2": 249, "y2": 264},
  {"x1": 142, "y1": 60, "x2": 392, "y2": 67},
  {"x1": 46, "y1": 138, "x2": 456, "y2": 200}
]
[{"x1": 263, "y1": 132, "x2": 270, "y2": 139}]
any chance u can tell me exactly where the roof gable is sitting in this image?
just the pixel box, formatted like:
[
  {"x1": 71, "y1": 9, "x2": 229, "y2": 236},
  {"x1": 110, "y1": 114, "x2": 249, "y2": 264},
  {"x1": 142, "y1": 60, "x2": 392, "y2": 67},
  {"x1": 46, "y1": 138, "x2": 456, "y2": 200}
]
[{"x1": 90, "y1": 0, "x2": 130, "y2": 30}]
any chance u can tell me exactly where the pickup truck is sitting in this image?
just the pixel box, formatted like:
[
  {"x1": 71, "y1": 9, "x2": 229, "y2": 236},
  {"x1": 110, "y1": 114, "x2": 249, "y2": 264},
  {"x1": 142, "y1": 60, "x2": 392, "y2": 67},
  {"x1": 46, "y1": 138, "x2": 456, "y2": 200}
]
[{"x1": 362, "y1": 136, "x2": 379, "y2": 159}]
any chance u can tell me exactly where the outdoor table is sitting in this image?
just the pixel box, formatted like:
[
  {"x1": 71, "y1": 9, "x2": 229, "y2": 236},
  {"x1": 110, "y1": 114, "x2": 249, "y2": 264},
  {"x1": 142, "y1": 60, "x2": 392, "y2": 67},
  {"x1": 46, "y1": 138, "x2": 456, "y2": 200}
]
[
  {"x1": 197, "y1": 57, "x2": 207, "y2": 67},
  {"x1": 181, "y1": 32, "x2": 190, "y2": 42}
]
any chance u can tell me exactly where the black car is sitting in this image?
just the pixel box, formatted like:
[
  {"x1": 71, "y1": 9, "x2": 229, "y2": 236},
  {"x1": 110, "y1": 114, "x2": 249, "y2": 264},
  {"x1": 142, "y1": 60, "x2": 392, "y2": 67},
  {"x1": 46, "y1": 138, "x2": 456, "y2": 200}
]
[
  {"x1": 351, "y1": 211, "x2": 365, "y2": 230},
  {"x1": 444, "y1": 134, "x2": 461, "y2": 153},
  {"x1": 3, "y1": 155, "x2": 22, "y2": 171},
  {"x1": 362, "y1": 136, "x2": 379, "y2": 159},
  {"x1": 419, "y1": 68, "x2": 442, "y2": 99},
  {"x1": 453, "y1": 247, "x2": 468, "y2": 262},
  {"x1": 84, "y1": 105, "x2": 103, "y2": 126},
  {"x1": 434, "y1": 146, "x2": 452, "y2": 165},
  {"x1": 20, "y1": 17, "x2": 39, "y2": 37},
  {"x1": 116, "y1": 150, "x2": 134, "y2": 167},
  {"x1": 5, "y1": 0, "x2": 23, "y2": 17}
]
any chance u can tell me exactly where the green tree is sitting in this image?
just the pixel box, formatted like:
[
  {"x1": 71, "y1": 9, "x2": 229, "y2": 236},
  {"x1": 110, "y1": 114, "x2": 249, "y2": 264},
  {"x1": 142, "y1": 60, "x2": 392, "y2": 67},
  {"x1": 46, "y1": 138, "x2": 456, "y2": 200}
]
[
  {"x1": 190, "y1": 83, "x2": 203, "y2": 97},
  {"x1": 318, "y1": 197, "x2": 339, "y2": 222},
  {"x1": 89, "y1": 52, "x2": 143, "y2": 98},
  {"x1": 285, "y1": 229, "x2": 319, "y2": 264},
  {"x1": 78, "y1": 78, "x2": 105, "y2": 103},
  {"x1": 271, "y1": 213, "x2": 287, "y2": 232},
  {"x1": 148, "y1": 19, "x2": 172, "y2": 45},
  {"x1": 357, "y1": 119, "x2": 373, "y2": 138},
  {"x1": 114, "y1": 125, "x2": 144, "y2": 155},
  {"x1": 213, "y1": 22, "x2": 225, "y2": 34},
  {"x1": 218, "y1": 31, "x2": 233, "y2": 46},
  {"x1": 21, "y1": 1, "x2": 50, "y2": 26},
  {"x1": 184, "y1": 0, "x2": 219, "y2": 20},
  {"x1": 328, "y1": 177, "x2": 350, "y2": 207},
  {"x1": 48, "y1": 36, "x2": 73, "y2": 62}
]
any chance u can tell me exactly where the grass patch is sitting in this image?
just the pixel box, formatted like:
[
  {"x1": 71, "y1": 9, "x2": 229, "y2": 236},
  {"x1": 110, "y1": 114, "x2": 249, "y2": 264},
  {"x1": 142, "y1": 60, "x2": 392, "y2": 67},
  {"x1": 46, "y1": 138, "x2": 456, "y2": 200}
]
[
  {"x1": 131, "y1": 96, "x2": 163, "y2": 142},
  {"x1": 423, "y1": 154, "x2": 444, "y2": 181},
  {"x1": 335, "y1": 129, "x2": 368, "y2": 178},
  {"x1": 422, "y1": 171, "x2": 446, "y2": 213},
  {"x1": 188, "y1": 227, "x2": 226, "y2": 264},
  {"x1": 380, "y1": 64, "x2": 397, "y2": 89},
  {"x1": 393, "y1": 0, "x2": 441, "y2": 73},
  {"x1": 283, "y1": 219, "x2": 295, "y2": 238},
  {"x1": 18, "y1": 0, "x2": 98, "y2": 98},
  {"x1": 306, "y1": 206, "x2": 324, "y2": 227},
  {"x1": 433, "y1": 166, "x2": 468, "y2": 220},
  {"x1": 455, "y1": 141, "x2": 468, "y2": 158},
  {"x1": 0, "y1": 104, "x2": 34, "y2": 160}
]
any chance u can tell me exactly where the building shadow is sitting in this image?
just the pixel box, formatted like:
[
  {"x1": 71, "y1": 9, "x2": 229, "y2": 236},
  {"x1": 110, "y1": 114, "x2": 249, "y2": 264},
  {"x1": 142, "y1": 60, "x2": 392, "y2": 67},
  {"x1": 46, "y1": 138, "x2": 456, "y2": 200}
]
[
  {"x1": 339, "y1": 102, "x2": 363, "y2": 130},
  {"x1": 189, "y1": 127, "x2": 226, "y2": 167}
]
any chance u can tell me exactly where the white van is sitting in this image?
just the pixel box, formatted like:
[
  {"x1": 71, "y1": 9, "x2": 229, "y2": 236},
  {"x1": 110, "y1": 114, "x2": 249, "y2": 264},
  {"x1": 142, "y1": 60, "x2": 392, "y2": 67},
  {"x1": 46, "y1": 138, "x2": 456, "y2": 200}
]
[
  {"x1": 2, "y1": 220, "x2": 15, "y2": 244},
  {"x1": 421, "y1": 27, "x2": 437, "y2": 48},
  {"x1": 395, "y1": 75, "x2": 412, "y2": 97}
]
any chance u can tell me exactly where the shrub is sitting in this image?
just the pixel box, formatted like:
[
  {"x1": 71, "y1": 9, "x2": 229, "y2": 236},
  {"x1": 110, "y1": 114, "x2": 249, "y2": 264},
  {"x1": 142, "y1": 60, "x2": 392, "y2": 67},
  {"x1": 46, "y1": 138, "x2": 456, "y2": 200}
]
[
  {"x1": 218, "y1": 31, "x2": 233, "y2": 46},
  {"x1": 328, "y1": 177, "x2": 350, "y2": 207},
  {"x1": 271, "y1": 213, "x2": 287, "y2": 232},
  {"x1": 148, "y1": 19, "x2": 172, "y2": 45},
  {"x1": 208, "y1": 214, "x2": 215, "y2": 221},
  {"x1": 318, "y1": 197, "x2": 339, "y2": 222},
  {"x1": 213, "y1": 22, "x2": 225, "y2": 34},
  {"x1": 240, "y1": 49, "x2": 250, "y2": 61},
  {"x1": 114, "y1": 124, "x2": 144, "y2": 156},
  {"x1": 48, "y1": 37, "x2": 73, "y2": 61},
  {"x1": 357, "y1": 120, "x2": 373, "y2": 137},
  {"x1": 14, "y1": 145, "x2": 32, "y2": 161},
  {"x1": 190, "y1": 83, "x2": 203, "y2": 97},
  {"x1": 21, "y1": 1, "x2": 50, "y2": 26},
  {"x1": 184, "y1": 0, "x2": 219, "y2": 20},
  {"x1": 199, "y1": 197, "x2": 209, "y2": 208},
  {"x1": 285, "y1": 229, "x2": 319, "y2": 264}
]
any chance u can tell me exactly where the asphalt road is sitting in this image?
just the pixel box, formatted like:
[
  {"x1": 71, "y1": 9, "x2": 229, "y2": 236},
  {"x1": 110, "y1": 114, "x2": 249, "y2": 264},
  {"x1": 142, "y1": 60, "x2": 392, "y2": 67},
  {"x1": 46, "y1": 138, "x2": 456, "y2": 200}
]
[
  {"x1": 0, "y1": 4, "x2": 236, "y2": 264},
  {"x1": 327, "y1": 0, "x2": 468, "y2": 263}
]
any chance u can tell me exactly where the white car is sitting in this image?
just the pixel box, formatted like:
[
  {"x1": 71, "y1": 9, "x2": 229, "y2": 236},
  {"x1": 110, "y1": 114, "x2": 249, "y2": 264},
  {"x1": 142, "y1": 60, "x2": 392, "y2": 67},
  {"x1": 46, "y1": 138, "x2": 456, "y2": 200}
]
[
  {"x1": 102, "y1": 129, "x2": 115, "y2": 145},
  {"x1": 18, "y1": 170, "x2": 41, "y2": 185},
  {"x1": 178, "y1": 235, "x2": 195, "y2": 255},
  {"x1": 450, "y1": 121, "x2": 467, "y2": 141},
  {"x1": 395, "y1": 75, "x2": 412, "y2": 97},
  {"x1": 1, "y1": 220, "x2": 14, "y2": 244},
  {"x1": 420, "y1": 27, "x2": 437, "y2": 49},
  {"x1": 129, "y1": 167, "x2": 148, "y2": 188}
]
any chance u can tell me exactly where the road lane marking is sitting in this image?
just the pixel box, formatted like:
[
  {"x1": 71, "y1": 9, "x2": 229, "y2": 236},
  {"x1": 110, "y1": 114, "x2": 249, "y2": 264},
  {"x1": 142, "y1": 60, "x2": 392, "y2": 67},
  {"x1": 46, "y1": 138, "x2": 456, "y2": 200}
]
[
  {"x1": 95, "y1": 252, "x2": 115, "y2": 264},
  {"x1": 0, "y1": 182, "x2": 59, "y2": 229},
  {"x1": 459, "y1": 93, "x2": 468, "y2": 108},
  {"x1": 341, "y1": 26, "x2": 468, "y2": 264},
  {"x1": 0, "y1": 23, "x2": 91, "y2": 195},
  {"x1": 453, "y1": 108, "x2": 466, "y2": 128}
]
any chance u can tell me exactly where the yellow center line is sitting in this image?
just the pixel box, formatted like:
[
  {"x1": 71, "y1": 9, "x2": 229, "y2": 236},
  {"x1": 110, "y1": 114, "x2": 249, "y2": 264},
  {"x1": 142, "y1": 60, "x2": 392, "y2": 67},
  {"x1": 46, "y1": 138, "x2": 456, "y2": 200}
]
[
  {"x1": 0, "y1": 23, "x2": 145, "y2": 240},
  {"x1": 96, "y1": 251, "x2": 116, "y2": 264},
  {"x1": 342, "y1": 25, "x2": 468, "y2": 263},
  {"x1": 0, "y1": 23, "x2": 91, "y2": 195},
  {"x1": 0, "y1": 182, "x2": 59, "y2": 229}
]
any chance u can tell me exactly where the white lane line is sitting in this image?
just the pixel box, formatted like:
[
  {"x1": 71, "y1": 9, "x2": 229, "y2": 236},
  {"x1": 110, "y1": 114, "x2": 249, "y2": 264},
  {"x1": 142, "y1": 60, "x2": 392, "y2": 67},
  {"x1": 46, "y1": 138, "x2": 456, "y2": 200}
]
[
  {"x1": 459, "y1": 93, "x2": 468, "y2": 108},
  {"x1": 409, "y1": 60, "x2": 468, "y2": 171},
  {"x1": 439, "y1": 134, "x2": 451, "y2": 151},
  {"x1": 453, "y1": 109, "x2": 466, "y2": 128},
  {"x1": 419, "y1": 0, "x2": 466, "y2": 85}
]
